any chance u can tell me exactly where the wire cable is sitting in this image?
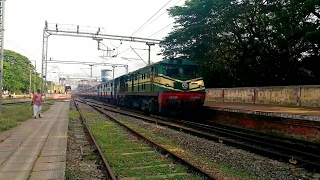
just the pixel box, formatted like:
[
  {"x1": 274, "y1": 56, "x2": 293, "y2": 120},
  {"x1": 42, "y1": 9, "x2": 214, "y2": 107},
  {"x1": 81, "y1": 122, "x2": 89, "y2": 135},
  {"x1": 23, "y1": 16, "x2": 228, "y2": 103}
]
[
  {"x1": 116, "y1": 22, "x2": 173, "y2": 57},
  {"x1": 147, "y1": 22, "x2": 174, "y2": 38},
  {"x1": 140, "y1": 0, "x2": 183, "y2": 34},
  {"x1": 6, "y1": 40, "x2": 38, "y2": 59},
  {"x1": 131, "y1": 0, "x2": 173, "y2": 36},
  {"x1": 116, "y1": 0, "x2": 184, "y2": 59}
]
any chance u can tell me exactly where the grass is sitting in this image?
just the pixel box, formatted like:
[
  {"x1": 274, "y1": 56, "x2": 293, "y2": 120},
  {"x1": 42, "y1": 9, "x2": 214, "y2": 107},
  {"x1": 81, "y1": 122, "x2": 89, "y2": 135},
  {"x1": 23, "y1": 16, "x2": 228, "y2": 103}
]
[
  {"x1": 68, "y1": 110, "x2": 80, "y2": 121},
  {"x1": 65, "y1": 167, "x2": 82, "y2": 180},
  {"x1": 80, "y1": 110, "x2": 205, "y2": 180},
  {"x1": 116, "y1": 117, "x2": 256, "y2": 180},
  {"x1": 215, "y1": 164, "x2": 254, "y2": 180},
  {"x1": 0, "y1": 100, "x2": 54, "y2": 132},
  {"x1": 66, "y1": 109, "x2": 100, "y2": 179}
]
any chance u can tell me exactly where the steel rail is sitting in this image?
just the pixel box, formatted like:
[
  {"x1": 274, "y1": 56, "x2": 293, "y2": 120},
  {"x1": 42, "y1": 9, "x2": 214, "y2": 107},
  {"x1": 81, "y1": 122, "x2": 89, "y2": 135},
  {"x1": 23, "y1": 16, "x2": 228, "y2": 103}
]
[
  {"x1": 73, "y1": 98, "x2": 117, "y2": 180},
  {"x1": 81, "y1": 98, "x2": 320, "y2": 172},
  {"x1": 200, "y1": 120, "x2": 320, "y2": 149},
  {"x1": 2, "y1": 98, "x2": 68, "y2": 106},
  {"x1": 78, "y1": 99, "x2": 219, "y2": 180}
]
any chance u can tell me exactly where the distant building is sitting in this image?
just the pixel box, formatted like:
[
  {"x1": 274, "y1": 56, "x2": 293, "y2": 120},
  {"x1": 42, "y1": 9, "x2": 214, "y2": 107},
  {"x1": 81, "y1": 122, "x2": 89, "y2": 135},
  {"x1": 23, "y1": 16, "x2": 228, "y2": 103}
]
[
  {"x1": 65, "y1": 85, "x2": 71, "y2": 93},
  {"x1": 53, "y1": 85, "x2": 65, "y2": 94}
]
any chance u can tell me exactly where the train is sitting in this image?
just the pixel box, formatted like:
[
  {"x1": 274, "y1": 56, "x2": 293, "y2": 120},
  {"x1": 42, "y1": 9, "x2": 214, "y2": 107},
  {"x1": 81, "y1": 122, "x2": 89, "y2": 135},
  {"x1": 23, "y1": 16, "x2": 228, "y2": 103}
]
[{"x1": 75, "y1": 58, "x2": 206, "y2": 115}]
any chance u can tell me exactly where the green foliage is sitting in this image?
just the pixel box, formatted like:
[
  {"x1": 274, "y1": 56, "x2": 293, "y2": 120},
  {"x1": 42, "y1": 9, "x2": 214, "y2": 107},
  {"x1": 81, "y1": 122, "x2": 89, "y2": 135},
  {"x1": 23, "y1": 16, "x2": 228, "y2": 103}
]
[
  {"x1": 3, "y1": 50, "x2": 41, "y2": 93},
  {"x1": 161, "y1": 0, "x2": 320, "y2": 87}
]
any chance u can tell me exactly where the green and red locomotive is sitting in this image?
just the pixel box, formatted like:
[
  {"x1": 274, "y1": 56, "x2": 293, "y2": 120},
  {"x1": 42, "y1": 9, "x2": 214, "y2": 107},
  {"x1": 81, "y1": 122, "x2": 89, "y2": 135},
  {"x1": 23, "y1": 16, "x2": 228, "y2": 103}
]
[{"x1": 78, "y1": 58, "x2": 206, "y2": 114}]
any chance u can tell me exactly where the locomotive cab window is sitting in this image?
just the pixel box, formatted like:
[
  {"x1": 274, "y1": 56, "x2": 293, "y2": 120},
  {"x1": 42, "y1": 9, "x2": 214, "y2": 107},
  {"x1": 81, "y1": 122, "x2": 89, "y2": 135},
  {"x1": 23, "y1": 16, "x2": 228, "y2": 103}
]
[{"x1": 162, "y1": 65, "x2": 200, "y2": 80}]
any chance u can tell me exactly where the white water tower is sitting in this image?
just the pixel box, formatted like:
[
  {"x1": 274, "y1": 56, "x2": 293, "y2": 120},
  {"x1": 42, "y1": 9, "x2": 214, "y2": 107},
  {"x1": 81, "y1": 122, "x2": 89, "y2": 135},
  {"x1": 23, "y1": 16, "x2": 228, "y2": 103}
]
[{"x1": 101, "y1": 69, "x2": 112, "y2": 82}]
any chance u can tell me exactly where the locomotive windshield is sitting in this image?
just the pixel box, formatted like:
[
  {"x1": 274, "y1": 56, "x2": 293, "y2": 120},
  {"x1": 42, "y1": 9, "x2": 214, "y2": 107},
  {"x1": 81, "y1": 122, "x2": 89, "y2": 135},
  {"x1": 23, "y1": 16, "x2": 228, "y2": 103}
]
[{"x1": 162, "y1": 65, "x2": 200, "y2": 80}]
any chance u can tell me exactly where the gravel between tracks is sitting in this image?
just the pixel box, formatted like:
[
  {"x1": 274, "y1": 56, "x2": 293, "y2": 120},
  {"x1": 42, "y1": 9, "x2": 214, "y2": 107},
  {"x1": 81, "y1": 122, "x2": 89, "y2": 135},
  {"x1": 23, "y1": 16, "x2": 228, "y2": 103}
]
[
  {"x1": 66, "y1": 101, "x2": 107, "y2": 180},
  {"x1": 105, "y1": 111, "x2": 320, "y2": 180}
]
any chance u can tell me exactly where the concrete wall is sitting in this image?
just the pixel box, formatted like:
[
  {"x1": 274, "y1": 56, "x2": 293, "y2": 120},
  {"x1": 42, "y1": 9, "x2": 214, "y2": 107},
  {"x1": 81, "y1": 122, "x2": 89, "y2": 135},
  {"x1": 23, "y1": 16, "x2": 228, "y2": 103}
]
[
  {"x1": 300, "y1": 86, "x2": 320, "y2": 107},
  {"x1": 205, "y1": 88, "x2": 223, "y2": 102},
  {"x1": 205, "y1": 85, "x2": 320, "y2": 107},
  {"x1": 224, "y1": 88, "x2": 254, "y2": 103},
  {"x1": 255, "y1": 86, "x2": 297, "y2": 106}
]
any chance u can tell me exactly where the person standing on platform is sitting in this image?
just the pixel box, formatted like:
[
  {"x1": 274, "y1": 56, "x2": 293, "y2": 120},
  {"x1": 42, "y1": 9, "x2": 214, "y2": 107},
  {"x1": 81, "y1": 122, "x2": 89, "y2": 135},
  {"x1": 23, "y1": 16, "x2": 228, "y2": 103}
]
[{"x1": 32, "y1": 89, "x2": 43, "y2": 119}]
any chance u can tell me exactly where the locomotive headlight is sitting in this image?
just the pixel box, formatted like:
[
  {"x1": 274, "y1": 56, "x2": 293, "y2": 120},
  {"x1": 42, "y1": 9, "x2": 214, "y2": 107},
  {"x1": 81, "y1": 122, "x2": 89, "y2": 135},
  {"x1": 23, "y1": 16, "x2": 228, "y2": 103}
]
[{"x1": 165, "y1": 84, "x2": 169, "y2": 87}]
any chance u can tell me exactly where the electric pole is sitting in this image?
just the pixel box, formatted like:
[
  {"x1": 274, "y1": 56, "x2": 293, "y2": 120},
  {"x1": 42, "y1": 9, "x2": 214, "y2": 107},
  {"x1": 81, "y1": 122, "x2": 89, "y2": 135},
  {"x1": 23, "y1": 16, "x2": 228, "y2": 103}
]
[
  {"x1": 146, "y1": 42, "x2": 155, "y2": 65},
  {"x1": 89, "y1": 65, "x2": 94, "y2": 78},
  {"x1": 0, "y1": 0, "x2": 6, "y2": 113}
]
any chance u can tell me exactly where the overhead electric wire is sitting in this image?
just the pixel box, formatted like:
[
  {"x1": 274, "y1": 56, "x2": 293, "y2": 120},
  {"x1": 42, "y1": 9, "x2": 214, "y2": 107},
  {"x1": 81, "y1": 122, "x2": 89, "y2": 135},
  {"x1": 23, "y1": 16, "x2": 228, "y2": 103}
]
[
  {"x1": 117, "y1": 22, "x2": 173, "y2": 58},
  {"x1": 147, "y1": 23, "x2": 174, "y2": 38},
  {"x1": 117, "y1": 0, "x2": 184, "y2": 59},
  {"x1": 6, "y1": 40, "x2": 38, "y2": 60},
  {"x1": 131, "y1": 0, "x2": 183, "y2": 36},
  {"x1": 141, "y1": 46, "x2": 160, "y2": 57},
  {"x1": 131, "y1": 0, "x2": 173, "y2": 36},
  {"x1": 141, "y1": 0, "x2": 183, "y2": 34},
  {"x1": 117, "y1": 22, "x2": 172, "y2": 57}
]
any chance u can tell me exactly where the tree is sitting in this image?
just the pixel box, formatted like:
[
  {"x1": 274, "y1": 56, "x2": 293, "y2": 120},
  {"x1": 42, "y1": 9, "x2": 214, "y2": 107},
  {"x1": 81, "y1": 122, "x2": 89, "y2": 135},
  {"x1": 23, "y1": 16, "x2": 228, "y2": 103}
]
[
  {"x1": 3, "y1": 50, "x2": 39, "y2": 94},
  {"x1": 160, "y1": 0, "x2": 320, "y2": 87}
]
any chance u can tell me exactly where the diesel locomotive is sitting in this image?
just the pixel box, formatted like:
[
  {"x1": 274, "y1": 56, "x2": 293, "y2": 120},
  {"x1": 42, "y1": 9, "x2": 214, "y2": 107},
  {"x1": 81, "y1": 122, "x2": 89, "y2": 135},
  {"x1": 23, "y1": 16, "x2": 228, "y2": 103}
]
[{"x1": 77, "y1": 58, "x2": 206, "y2": 114}]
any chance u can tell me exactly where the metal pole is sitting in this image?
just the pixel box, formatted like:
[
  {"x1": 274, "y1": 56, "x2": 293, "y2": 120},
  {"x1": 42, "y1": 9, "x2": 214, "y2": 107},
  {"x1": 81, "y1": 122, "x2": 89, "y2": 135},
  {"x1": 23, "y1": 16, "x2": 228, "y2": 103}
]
[
  {"x1": 34, "y1": 62, "x2": 36, "y2": 92},
  {"x1": 29, "y1": 68, "x2": 31, "y2": 94},
  {"x1": 125, "y1": 65, "x2": 128, "y2": 74},
  {"x1": 89, "y1": 65, "x2": 93, "y2": 78},
  {"x1": 41, "y1": 22, "x2": 49, "y2": 101},
  {"x1": 146, "y1": 42, "x2": 155, "y2": 65},
  {"x1": 112, "y1": 66, "x2": 115, "y2": 98},
  {"x1": 112, "y1": 66, "x2": 115, "y2": 81},
  {"x1": 41, "y1": 32, "x2": 47, "y2": 99},
  {"x1": 41, "y1": 35, "x2": 44, "y2": 98},
  {"x1": 148, "y1": 45, "x2": 151, "y2": 65},
  {"x1": 44, "y1": 56, "x2": 48, "y2": 100},
  {"x1": 0, "y1": 0, "x2": 5, "y2": 113}
]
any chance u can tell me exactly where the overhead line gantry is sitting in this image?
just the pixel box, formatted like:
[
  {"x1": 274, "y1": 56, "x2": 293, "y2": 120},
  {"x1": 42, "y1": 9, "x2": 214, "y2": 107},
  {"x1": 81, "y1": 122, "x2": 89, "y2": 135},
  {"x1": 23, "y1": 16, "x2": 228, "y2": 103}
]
[{"x1": 41, "y1": 21, "x2": 161, "y2": 97}]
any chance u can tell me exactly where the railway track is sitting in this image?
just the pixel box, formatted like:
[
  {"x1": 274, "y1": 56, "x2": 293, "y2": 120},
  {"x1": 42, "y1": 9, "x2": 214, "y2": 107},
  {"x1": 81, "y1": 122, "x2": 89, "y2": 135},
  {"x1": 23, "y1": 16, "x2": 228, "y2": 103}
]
[
  {"x1": 1, "y1": 98, "x2": 70, "y2": 106},
  {"x1": 2, "y1": 101, "x2": 31, "y2": 105},
  {"x1": 73, "y1": 99, "x2": 117, "y2": 180},
  {"x1": 74, "y1": 98, "x2": 219, "y2": 180},
  {"x1": 82, "y1": 98, "x2": 320, "y2": 173}
]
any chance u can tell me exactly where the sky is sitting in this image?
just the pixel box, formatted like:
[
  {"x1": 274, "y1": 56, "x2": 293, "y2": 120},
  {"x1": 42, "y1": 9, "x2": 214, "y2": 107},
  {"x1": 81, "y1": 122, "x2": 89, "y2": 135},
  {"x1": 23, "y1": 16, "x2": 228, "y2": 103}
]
[{"x1": 4, "y1": 0, "x2": 185, "y2": 84}]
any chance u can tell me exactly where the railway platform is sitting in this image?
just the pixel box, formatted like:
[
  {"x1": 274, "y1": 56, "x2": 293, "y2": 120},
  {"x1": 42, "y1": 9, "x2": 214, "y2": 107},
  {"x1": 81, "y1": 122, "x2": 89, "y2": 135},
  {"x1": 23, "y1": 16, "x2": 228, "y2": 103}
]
[
  {"x1": 204, "y1": 101, "x2": 320, "y2": 122},
  {"x1": 0, "y1": 101, "x2": 69, "y2": 180}
]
